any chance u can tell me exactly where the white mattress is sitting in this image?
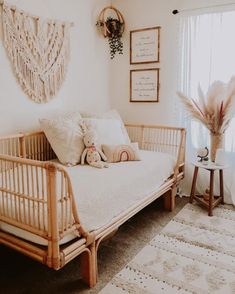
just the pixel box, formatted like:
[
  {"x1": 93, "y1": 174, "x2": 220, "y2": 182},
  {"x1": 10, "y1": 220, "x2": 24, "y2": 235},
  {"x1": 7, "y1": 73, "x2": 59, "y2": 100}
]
[{"x1": 0, "y1": 150, "x2": 175, "y2": 245}]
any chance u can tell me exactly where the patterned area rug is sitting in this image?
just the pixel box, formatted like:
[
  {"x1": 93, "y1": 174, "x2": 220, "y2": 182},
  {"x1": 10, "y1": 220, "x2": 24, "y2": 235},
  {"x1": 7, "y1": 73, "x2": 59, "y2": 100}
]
[{"x1": 99, "y1": 203, "x2": 235, "y2": 294}]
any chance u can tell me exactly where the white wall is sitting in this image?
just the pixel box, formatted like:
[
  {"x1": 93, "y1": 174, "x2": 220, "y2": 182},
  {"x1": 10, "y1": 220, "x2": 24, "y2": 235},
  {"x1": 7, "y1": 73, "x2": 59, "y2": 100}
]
[
  {"x1": 179, "y1": 0, "x2": 234, "y2": 12},
  {"x1": 0, "y1": 0, "x2": 111, "y2": 135},
  {"x1": 111, "y1": 0, "x2": 232, "y2": 126},
  {"x1": 110, "y1": 0, "x2": 181, "y2": 125}
]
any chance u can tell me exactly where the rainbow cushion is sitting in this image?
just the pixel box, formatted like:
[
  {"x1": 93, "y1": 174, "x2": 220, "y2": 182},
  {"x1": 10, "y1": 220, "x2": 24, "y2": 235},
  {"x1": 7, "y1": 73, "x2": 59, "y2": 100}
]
[{"x1": 102, "y1": 143, "x2": 141, "y2": 163}]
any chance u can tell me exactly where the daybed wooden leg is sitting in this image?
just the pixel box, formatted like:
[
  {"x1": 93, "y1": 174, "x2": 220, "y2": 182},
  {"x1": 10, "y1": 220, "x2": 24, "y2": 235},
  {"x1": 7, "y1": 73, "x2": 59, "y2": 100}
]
[
  {"x1": 164, "y1": 185, "x2": 177, "y2": 211},
  {"x1": 80, "y1": 243, "x2": 97, "y2": 288}
]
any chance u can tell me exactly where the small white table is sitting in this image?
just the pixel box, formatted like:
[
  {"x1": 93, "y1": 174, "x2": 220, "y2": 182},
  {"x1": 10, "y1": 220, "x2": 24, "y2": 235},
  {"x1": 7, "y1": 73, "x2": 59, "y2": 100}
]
[{"x1": 189, "y1": 161, "x2": 227, "y2": 216}]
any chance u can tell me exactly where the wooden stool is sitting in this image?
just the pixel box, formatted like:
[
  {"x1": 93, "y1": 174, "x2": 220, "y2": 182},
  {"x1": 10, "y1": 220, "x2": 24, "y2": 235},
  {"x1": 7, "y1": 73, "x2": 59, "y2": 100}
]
[{"x1": 189, "y1": 162, "x2": 227, "y2": 216}]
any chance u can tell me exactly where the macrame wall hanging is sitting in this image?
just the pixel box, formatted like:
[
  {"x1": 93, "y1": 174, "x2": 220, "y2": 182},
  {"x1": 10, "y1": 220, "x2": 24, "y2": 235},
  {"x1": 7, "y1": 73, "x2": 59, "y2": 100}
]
[{"x1": 0, "y1": 0, "x2": 73, "y2": 103}]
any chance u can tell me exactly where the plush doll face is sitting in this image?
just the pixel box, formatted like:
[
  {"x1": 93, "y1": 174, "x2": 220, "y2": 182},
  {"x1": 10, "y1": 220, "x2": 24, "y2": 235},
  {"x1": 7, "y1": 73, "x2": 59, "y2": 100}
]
[{"x1": 83, "y1": 130, "x2": 98, "y2": 147}]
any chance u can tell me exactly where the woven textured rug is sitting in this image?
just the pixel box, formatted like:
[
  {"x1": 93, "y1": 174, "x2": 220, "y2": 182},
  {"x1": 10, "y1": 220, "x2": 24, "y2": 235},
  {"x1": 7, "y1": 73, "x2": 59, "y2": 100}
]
[{"x1": 99, "y1": 203, "x2": 235, "y2": 294}]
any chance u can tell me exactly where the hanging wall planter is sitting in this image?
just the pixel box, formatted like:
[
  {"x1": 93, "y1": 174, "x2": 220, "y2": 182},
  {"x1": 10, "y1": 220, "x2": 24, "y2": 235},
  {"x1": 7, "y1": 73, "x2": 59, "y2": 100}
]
[{"x1": 96, "y1": 6, "x2": 125, "y2": 59}]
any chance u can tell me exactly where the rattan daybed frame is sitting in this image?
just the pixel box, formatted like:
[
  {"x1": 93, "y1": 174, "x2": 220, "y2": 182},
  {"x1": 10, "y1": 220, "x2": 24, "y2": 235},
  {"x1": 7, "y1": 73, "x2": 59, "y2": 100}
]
[{"x1": 0, "y1": 124, "x2": 186, "y2": 287}]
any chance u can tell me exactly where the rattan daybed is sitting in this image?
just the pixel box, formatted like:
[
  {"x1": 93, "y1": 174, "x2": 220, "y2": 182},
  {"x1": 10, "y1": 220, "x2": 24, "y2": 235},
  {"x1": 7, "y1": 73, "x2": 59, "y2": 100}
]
[{"x1": 0, "y1": 124, "x2": 186, "y2": 287}]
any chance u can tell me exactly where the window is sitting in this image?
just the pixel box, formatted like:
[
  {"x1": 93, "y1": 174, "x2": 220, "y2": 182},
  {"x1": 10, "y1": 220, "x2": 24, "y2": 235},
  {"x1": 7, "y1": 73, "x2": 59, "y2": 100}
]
[{"x1": 179, "y1": 10, "x2": 235, "y2": 152}]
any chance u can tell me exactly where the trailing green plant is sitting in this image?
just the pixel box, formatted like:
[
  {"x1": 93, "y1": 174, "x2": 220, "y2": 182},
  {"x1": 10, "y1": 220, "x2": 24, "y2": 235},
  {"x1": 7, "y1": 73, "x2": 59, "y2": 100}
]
[
  {"x1": 97, "y1": 16, "x2": 124, "y2": 59},
  {"x1": 105, "y1": 17, "x2": 124, "y2": 59}
]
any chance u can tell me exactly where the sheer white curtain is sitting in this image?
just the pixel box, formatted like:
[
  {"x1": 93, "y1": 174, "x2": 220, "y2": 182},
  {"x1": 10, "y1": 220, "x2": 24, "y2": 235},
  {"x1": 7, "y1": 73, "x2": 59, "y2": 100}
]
[{"x1": 178, "y1": 9, "x2": 235, "y2": 204}]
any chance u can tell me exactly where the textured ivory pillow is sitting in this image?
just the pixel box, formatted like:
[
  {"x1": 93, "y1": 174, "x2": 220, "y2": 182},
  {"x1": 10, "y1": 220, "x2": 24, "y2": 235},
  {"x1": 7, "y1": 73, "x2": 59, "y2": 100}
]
[
  {"x1": 81, "y1": 118, "x2": 126, "y2": 146},
  {"x1": 80, "y1": 109, "x2": 131, "y2": 144},
  {"x1": 102, "y1": 143, "x2": 141, "y2": 163},
  {"x1": 39, "y1": 112, "x2": 84, "y2": 166}
]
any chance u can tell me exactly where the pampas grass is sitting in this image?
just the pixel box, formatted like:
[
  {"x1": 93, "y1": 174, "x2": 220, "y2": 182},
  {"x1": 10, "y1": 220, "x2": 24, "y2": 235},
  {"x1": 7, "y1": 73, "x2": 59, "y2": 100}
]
[{"x1": 177, "y1": 77, "x2": 235, "y2": 135}]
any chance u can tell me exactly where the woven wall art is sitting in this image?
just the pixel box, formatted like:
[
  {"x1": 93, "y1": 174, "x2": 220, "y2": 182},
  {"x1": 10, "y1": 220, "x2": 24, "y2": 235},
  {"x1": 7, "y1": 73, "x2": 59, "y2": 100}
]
[{"x1": 1, "y1": 1, "x2": 72, "y2": 103}]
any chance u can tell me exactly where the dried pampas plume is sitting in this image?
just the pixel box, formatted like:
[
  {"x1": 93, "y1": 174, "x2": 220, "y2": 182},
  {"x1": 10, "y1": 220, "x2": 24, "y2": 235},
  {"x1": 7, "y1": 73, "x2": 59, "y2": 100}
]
[{"x1": 177, "y1": 77, "x2": 235, "y2": 134}]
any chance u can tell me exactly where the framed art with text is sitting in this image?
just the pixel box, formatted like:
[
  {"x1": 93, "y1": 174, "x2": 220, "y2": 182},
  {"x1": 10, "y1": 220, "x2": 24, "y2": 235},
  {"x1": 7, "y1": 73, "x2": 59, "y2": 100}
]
[
  {"x1": 130, "y1": 26, "x2": 161, "y2": 64},
  {"x1": 130, "y1": 68, "x2": 160, "y2": 102}
]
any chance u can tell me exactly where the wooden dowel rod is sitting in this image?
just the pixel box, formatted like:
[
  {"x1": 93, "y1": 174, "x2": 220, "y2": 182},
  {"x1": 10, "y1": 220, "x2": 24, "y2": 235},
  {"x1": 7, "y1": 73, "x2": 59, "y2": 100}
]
[{"x1": 0, "y1": 1, "x2": 74, "y2": 26}]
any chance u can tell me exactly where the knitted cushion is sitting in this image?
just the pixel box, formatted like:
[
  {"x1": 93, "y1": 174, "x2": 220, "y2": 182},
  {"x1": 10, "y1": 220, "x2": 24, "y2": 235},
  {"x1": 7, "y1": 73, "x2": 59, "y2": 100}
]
[{"x1": 39, "y1": 112, "x2": 84, "y2": 166}]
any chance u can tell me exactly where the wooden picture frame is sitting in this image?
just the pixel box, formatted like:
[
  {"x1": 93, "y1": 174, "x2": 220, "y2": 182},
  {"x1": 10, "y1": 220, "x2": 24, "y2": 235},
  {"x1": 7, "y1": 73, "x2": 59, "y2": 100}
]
[
  {"x1": 130, "y1": 68, "x2": 160, "y2": 102},
  {"x1": 130, "y1": 26, "x2": 161, "y2": 64}
]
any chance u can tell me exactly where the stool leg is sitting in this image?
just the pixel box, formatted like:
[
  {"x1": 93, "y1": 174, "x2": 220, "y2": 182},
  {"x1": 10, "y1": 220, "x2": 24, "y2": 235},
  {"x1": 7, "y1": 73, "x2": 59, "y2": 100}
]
[
  {"x1": 209, "y1": 170, "x2": 214, "y2": 216},
  {"x1": 219, "y1": 169, "x2": 224, "y2": 204},
  {"x1": 190, "y1": 166, "x2": 199, "y2": 203}
]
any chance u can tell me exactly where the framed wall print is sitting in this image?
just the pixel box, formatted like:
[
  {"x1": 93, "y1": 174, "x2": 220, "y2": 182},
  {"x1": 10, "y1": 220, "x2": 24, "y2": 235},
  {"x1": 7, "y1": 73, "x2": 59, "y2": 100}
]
[
  {"x1": 130, "y1": 26, "x2": 161, "y2": 64},
  {"x1": 130, "y1": 68, "x2": 160, "y2": 102}
]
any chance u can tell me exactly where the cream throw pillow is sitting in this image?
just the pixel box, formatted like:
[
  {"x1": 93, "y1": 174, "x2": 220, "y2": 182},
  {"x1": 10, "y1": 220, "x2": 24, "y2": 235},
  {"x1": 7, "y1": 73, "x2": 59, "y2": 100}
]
[
  {"x1": 81, "y1": 118, "x2": 126, "y2": 146},
  {"x1": 80, "y1": 109, "x2": 131, "y2": 144},
  {"x1": 39, "y1": 112, "x2": 84, "y2": 166},
  {"x1": 102, "y1": 143, "x2": 141, "y2": 163}
]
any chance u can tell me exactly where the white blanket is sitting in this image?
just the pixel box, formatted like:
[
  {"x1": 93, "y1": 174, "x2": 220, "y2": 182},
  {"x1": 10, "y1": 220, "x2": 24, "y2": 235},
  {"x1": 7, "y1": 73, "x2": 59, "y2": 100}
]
[{"x1": 64, "y1": 150, "x2": 175, "y2": 231}]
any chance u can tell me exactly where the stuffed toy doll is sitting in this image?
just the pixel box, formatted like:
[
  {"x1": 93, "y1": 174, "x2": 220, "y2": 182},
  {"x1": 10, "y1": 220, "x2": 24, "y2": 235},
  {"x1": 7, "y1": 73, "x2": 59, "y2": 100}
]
[{"x1": 81, "y1": 130, "x2": 109, "y2": 168}]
